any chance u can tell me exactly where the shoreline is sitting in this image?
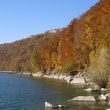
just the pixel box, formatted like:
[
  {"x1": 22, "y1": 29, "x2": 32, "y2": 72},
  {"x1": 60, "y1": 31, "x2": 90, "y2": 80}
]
[
  {"x1": 0, "y1": 71, "x2": 110, "y2": 110},
  {"x1": 19, "y1": 71, "x2": 90, "y2": 86}
]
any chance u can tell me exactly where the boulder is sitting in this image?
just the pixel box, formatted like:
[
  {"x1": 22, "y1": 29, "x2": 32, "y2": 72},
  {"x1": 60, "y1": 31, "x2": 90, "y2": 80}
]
[
  {"x1": 101, "y1": 88, "x2": 107, "y2": 92},
  {"x1": 63, "y1": 76, "x2": 73, "y2": 83},
  {"x1": 92, "y1": 85, "x2": 100, "y2": 91},
  {"x1": 32, "y1": 73, "x2": 42, "y2": 77},
  {"x1": 32, "y1": 71, "x2": 43, "y2": 77},
  {"x1": 70, "y1": 78, "x2": 86, "y2": 84},
  {"x1": 98, "y1": 94, "x2": 106, "y2": 101},
  {"x1": 45, "y1": 101, "x2": 53, "y2": 108},
  {"x1": 68, "y1": 96, "x2": 96, "y2": 102}
]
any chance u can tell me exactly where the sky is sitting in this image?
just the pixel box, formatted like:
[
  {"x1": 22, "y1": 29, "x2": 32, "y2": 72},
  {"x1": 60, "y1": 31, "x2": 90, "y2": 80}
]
[{"x1": 0, "y1": 0, "x2": 99, "y2": 44}]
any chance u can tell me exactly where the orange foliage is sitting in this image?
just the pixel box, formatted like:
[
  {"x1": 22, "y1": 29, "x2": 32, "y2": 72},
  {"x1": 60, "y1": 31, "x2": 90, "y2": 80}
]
[{"x1": 0, "y1": 0, "x2": 110, "y2": 72}]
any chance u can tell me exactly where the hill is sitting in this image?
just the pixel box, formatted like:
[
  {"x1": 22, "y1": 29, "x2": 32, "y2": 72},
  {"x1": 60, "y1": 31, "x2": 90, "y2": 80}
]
[{"x1": 0, "y1": 0, "x2": 110, "y2": 73}]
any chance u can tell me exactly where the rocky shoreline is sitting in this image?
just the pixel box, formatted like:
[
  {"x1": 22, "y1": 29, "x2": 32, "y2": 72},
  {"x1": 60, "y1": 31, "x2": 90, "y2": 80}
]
[
  {"x1": 19, "y1": 71, "x2": 89, "y2": 84},
  {"x1": 17, "y1": 71, "x2": 110, "y2": 110}
]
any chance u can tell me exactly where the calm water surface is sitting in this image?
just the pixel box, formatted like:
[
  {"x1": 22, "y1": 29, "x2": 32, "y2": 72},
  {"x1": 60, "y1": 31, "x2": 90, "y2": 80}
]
[{"x1": 0, "y1": 72, "x2": 108, "y2": 110}]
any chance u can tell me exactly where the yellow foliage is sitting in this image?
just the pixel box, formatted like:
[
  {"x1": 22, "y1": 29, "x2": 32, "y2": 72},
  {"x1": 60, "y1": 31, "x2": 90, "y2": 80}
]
[{"x1": 89, "y1": 50, "x2": 96, "y2": 63}]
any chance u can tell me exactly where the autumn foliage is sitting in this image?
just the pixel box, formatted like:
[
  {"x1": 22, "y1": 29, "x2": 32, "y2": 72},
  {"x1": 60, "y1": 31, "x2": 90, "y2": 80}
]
[{"x1": 0, "y1": 0, "x2": 110, "y2": 73}]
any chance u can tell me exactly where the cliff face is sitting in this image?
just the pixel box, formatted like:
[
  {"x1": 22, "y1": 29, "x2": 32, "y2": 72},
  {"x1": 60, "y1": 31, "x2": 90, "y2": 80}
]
[{"x1": 0, "y1": 0, "x2": 110, "y2": 72}]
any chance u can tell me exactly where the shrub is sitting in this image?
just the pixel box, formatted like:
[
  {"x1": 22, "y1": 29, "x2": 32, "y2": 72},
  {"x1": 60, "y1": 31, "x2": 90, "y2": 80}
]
[
  {"x1": 91, "y1": 73, "x2": 109, "y2": 88},
  {"x1": 88, "y1": 47, "x2": 110, "y2": 88},
  {"x1": 87, "y1": 42, "x2": 96, "y2": 51},
  {"x1": 64, "y1": 61, "x2": 78, "y2": 76}
]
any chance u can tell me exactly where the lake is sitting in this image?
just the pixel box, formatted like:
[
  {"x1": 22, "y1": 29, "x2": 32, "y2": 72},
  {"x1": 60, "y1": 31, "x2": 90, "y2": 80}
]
[{"x1": 0, "y1": 72, "x2": 108, "y2": 110}]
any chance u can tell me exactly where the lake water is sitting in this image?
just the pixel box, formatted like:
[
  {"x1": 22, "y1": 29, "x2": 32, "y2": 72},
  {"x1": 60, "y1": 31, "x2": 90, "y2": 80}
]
[{"x1": 0, "y1": 72, "x2": 108, "y2": 110}]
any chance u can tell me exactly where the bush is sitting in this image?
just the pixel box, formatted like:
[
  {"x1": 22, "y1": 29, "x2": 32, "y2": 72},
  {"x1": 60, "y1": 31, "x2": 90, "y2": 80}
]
[
  {"x1": 31, "y1": 52, "x2": 44, "y2": 72},
  {"x1": 88, "y1": 47, "x2": 110, "y2": 88},
  {"x1": 64, "y1": 61, "x2": 78, "y2": 76},
  {"x1": 91, "y1": 72, "x2": 109, "y2": 88}
]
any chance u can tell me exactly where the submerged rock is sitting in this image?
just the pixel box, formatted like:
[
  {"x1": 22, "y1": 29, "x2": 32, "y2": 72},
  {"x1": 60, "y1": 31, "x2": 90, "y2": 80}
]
[{"x1": 68, "y1": 96, "x2": 96, "y2": 102}]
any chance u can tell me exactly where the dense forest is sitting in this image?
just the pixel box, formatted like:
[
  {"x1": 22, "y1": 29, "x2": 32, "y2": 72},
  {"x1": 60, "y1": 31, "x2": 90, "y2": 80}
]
[{"x1": 0, "y1": 0, "x2": 110, "y2": 74}]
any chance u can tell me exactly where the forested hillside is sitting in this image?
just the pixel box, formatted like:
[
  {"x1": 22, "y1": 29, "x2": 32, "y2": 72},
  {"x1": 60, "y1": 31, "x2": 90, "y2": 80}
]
[{"x1": 0, "y1": 0, "x2": 110, "y2": 73}]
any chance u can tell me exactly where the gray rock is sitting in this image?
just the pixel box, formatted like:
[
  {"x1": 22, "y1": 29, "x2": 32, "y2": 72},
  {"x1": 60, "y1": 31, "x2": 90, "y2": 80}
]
[
  {"x1": 98, "y1": 94, "x2": 106, "y2": 101},
  {"x1": 101, "y1": 88, "x2": 107, "y2": 92},
  {"x1": 45, "y1": 101, "x2": 53, "y2": 108},
  {"x1": 68, "y1": 96, "x2": 96, "y2": 102},
  {"x1": 92, "y1": 85, "x2": 100, "y2": 91},
  {"x1": 70, "y1": 78, "x2": 86, "y2": 84},
  {"x1": 63, "y1": 76, "x2": 73, "y2": 83}
]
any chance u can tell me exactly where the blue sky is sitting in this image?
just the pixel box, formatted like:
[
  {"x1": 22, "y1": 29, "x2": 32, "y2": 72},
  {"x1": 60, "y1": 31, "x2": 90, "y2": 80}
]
[{"x1": 0, "y1": 0, "x2": 99, "y2": 44}]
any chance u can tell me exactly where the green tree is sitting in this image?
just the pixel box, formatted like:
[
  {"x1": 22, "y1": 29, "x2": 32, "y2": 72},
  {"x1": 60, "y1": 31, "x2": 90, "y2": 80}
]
[
  {"x1": 31, "y1": 52, "x2": 43, "y2": 71},
  {"x1": 64, "y1": 61, "x2": 78, "y2": 76}
]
